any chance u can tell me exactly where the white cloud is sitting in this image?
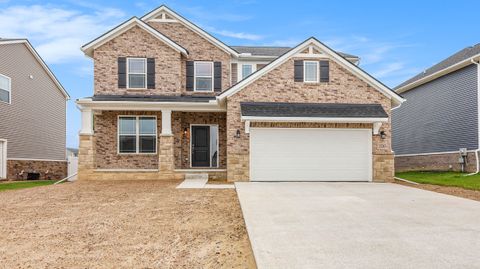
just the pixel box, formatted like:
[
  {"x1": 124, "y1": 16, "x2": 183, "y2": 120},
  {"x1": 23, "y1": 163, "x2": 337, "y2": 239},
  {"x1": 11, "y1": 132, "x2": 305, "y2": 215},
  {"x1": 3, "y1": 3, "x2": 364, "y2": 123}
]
[
  {"x1": 204, "y1": 26, "x2": 263, "y2": 41},
  {"x1": 0, "y1": 4, "x2": 125, "y2": 64}
]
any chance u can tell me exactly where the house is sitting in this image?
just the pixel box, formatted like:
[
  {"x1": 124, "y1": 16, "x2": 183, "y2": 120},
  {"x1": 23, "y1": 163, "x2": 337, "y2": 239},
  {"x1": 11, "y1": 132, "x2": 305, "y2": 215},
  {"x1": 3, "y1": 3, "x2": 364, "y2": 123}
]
[
  {"x1": 393, "y1": 44, "x2": 480, "y2": 173},
  {"x1": 0, "y1": 39, "x2": 70, "y2": 180},
  {"x1": 76, "y1": 5, "x2": 404, "y2": 182}
]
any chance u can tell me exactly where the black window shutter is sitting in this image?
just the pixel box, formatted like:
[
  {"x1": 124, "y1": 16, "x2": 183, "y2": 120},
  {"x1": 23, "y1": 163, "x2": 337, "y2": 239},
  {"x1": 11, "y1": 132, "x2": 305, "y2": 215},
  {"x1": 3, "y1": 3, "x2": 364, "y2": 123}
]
[
  {"x1": 294, "y1": 60, "x2": 304, "y2": 82},
  {"x1": 118, "y1": 57, "x2": 127, "y2": 88},
  {"x1": 186, "y1": 61, "x2": 194, "y2": 91},
  {"x1": 320, "y1": 60, "x2": 329, "y2": 82},
  {"x1": 147, "y1": 58, "x2": 155, "y2": 89},
  {"x1": 214, "y1": 62, "x2": 222, "y2": 91}
]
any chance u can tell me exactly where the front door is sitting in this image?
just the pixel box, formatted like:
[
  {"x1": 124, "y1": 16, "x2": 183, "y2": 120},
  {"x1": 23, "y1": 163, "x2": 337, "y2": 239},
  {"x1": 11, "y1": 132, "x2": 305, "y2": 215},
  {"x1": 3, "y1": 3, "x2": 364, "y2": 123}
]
[{"x1": 191, "y1": 126, "x2": 210, "y2": 167}]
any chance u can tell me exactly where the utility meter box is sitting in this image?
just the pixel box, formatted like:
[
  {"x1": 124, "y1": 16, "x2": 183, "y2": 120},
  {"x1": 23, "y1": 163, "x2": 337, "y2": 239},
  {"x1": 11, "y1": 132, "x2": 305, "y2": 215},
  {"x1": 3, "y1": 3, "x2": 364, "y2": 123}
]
[
  {"x1": 458, "y1": 157, "x2": 465, "y2": 164},
  {"x1": 459, "y1": 148, "x2": 468, "y2": 156}
]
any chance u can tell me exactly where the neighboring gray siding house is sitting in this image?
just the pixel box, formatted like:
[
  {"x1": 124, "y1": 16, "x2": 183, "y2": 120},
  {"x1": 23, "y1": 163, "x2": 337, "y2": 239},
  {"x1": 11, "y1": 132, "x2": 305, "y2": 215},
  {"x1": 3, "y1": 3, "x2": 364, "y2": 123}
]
[
  {"x1": 0, "y1": 39, "x2": 70, "y2": 180},
  {"x1": 393, "y1": 44, "x2": 480, "y2": 172}
]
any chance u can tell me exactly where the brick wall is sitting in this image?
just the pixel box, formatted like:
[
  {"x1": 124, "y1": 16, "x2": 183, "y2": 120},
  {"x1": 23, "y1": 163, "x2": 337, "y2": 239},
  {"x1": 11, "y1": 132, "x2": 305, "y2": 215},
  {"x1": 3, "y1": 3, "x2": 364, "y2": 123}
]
[
  {"x1": 7, "y1": 160, "x2": 67, "y2": 180},
  {"x1": 93, "y1": 26, "x2": 182, "y2": 96},
  {"x1": 395, "y1": 152, "x2": 477, "y2": 173},
  {"x1": 147, "y1": 22, "x2": 232, "y2": 94},
  {"x1": 172, "y1": 112, "x2": 227, "y2": 169},
  {"x1": 94, "y1": 111, "x2": 162, "y2": 169},
  {"x1": 226, "y1": 57, "x2": 393, "y2": 182}
]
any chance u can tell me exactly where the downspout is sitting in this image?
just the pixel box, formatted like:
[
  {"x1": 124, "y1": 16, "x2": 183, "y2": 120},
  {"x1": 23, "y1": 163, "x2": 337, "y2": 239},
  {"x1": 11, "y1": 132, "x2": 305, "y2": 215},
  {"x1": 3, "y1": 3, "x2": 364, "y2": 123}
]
[{"x1": 466, "y1": 58, "x2": 480, "y2": 175}]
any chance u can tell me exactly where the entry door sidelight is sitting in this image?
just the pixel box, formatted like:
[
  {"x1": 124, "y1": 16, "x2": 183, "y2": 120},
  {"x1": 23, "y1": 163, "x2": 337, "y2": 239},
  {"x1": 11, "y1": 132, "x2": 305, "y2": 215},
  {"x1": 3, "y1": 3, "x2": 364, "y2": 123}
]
[{"x1": 191, "y1": 126, "x2": 210, "y2": 167}]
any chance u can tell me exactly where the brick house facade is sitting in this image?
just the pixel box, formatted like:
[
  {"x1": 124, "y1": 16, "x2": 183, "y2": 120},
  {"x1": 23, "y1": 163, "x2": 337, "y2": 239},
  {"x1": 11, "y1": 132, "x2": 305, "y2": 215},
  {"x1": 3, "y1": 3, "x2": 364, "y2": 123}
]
[{"x1": 76, "y1": 5, "x2": 404, "y2": 182}]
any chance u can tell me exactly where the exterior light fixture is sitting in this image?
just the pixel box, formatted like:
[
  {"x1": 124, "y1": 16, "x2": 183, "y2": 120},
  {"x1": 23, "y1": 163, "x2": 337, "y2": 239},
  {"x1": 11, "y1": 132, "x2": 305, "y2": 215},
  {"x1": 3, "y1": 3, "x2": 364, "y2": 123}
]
[
  {"x1": 380, "y1": 131, "x2": 386, "y2": 139},
  {"x1": 235, "y1": 129, "x2": 241, "y2": 138}
]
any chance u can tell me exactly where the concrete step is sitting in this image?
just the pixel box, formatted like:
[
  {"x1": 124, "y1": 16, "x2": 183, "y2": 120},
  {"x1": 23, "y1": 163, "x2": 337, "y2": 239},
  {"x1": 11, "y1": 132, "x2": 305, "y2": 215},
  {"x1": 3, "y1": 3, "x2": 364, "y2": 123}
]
[{"x1": 184, "y1": 173, "x2": 209, "y2": 180}]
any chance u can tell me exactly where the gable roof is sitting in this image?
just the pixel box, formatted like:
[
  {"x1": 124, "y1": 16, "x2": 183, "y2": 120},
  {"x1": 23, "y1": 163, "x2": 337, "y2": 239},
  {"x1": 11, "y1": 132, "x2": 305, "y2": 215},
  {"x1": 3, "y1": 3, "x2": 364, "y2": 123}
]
[
  {"x1": 396, "y1": 43, "x2": 480, "y2": 93},
  {"x1": 141, "y1": 5, "x2": 239, "y2": 57},
  {"x1": 0, "y1": 39, "x2": 69, "y2": 99},
  {"x1": 218, "y1": 37, "x2": 405, "y2": 107},
  {"x1": 81, "y1": 17, "x2": 188, "y2": 58},
  {"x1": 231, "y1": 45, "x2": 359, "y2": 60}
]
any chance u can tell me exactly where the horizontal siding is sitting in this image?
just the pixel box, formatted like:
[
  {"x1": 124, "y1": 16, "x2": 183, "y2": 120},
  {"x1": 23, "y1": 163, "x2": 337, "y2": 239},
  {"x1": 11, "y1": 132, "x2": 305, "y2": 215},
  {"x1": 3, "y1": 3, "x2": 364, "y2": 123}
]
[
  {"x1": 392, "y1": 64, "x2": 478, "y2": 155},
  {"x1": 0, "y1": 43, "x2": 66, "y2": 160}
]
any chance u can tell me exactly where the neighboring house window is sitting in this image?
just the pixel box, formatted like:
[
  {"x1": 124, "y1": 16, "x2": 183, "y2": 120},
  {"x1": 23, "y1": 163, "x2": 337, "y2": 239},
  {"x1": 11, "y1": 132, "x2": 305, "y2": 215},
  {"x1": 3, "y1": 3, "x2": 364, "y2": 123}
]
[
  {"x1": 0, "y1": 74, "x2": 11, "y2": 104},
  {"x1": 127, "y1": 58, "x2": 147, "y2": 89},
  {"x1": 241, "y1": 64, "x2": 253, "y2": 79},
  {"x1": 304, "y1": 61, "x2": 319, "y2": 83},
  {"x1": 194, "y1": 62, "x2": 213, "y2": 91},
  {"x1": 118, "y1": 116, "x2": 157, "y2": 154}
]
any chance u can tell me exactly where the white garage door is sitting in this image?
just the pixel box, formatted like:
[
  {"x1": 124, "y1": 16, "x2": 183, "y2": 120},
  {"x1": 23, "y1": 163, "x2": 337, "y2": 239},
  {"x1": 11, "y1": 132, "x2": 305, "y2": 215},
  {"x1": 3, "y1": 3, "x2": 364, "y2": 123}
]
[{"x1": 250, "y1": 128, "x2": 372, "y2": 181}]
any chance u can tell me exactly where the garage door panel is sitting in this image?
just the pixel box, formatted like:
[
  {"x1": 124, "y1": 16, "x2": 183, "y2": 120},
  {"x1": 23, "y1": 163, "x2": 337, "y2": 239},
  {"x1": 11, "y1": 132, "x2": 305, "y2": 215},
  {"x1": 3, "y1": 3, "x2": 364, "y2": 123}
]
[{"x1": 250, "y1": 128, "x2": 372, "y2": 181}]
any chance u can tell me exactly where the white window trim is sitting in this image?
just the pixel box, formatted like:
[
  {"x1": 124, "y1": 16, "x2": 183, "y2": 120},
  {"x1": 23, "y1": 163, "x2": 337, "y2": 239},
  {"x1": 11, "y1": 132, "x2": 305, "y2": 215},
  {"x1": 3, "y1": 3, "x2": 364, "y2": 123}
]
[
  {"x1": 240, "y1": 63, "x2": 255, "y2": 80},
  {"x1": 126, "y1": 58, "x2": 147, "y2": 90},
  {"x1": 0, "y1": 74, "x2": 11, "y2": 104},
  {"x1": 117, "y1": 115, "x2": 157, "y2": 155},
  {"x1": 194, "y1": 61, "x2": 214, "y2": 92},
  {"x1": 303, "y1": 61, "x2": 319, "y2": 83},
  {"x1": 189, "y1": 124, "x2": 220, "y2": 168}
]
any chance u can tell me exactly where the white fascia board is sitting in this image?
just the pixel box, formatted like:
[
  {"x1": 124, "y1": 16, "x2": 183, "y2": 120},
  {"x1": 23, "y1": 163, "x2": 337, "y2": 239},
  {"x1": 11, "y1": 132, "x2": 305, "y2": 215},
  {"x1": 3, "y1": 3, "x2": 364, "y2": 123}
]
[
  {"x1": 240, "y1": 115, "x2": 389, "y2": 123},
  {"x1": 81, "y1": 17, "x2": 188, "y2": 58},
  {"x1": 396, "y1": 54, "x2": 480, "y2": 94},
  {"x1": 76, "y1": 98, "x2": 225, "y2": 112},
  {"x1": 0, "y1": 40, "x2": 70, "y2": 99},
  {"x1": 141, "y1": 6, "x2": 239, "y2": 57},
  {"x1": 218, "y1": 37, "x2": 405, "y2": 107}
]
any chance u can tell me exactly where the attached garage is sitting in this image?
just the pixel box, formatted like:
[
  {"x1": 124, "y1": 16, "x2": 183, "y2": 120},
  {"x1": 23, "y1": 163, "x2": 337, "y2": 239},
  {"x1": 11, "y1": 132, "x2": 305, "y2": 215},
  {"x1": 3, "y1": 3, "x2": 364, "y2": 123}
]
[
  {"x1": 250, "y1": 128, "x2": 372, "y2": 181},
  {"x1": 241, "y1": 102, "x2": 390, "y2": 182}
]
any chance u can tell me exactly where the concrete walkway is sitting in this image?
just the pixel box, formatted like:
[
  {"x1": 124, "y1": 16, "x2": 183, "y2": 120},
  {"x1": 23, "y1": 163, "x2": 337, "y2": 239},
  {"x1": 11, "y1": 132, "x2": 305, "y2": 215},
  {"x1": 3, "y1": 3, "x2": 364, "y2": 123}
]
[{"x1": 235, "y1": 182, "x2": 480, "y2": 269}]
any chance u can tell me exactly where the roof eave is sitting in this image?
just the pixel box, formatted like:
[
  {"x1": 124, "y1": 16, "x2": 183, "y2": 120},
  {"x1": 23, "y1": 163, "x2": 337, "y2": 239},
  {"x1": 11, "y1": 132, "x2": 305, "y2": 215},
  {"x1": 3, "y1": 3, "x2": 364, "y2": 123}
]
[{"x1": 396, "y1": 54, "x2": 480, "y2": 94}]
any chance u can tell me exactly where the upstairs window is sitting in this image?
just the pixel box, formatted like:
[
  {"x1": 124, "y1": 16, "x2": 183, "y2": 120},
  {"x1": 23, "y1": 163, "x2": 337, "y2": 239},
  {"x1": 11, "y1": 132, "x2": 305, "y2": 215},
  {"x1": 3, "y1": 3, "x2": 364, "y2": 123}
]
[
  {"x1": 0, "y1": 74, "x2": 11, "y2": 104},
  {"x1": 194, "y1": 62, "x2": 213, "y2": 91},
  {"x1": 241, "y1": 64, "x2": 253, "y2": 79},
  {"x1": 127, "y1": 58, "x2": 147, "y2": 89},
  {"x1": 304, "y1": 61, "x2": 319, "y2": 83},
  {"x1": 118, "y1": 116, "x2": 157, "y2": 154}
]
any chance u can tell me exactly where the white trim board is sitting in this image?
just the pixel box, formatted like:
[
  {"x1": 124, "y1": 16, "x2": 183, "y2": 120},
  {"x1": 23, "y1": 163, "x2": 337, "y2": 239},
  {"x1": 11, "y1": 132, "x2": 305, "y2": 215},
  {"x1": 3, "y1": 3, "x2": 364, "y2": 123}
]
[
  {"x1": 394, "y1": 150, "x2": 475, "y2": 157},
  {"x1": 81, "y1": 17, "x2": 188, "y2": 58},
  {"x1": 217, "y1": 37, "x2": 405, "y2": 107},
  {"x1": 0, "y1": 39, "x2": 70, "y2": 99},
  {"x1": 141, "y1": 5, "x2": 238, "y2": 57},
  {"x1": 396, "y1": 54, "x2": 480, "y2": 94}
]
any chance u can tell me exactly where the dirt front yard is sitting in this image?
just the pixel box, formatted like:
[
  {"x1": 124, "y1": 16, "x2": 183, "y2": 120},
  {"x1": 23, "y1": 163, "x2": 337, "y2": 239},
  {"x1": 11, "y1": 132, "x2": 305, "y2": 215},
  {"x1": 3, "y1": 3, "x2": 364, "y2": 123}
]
[{"x1": 0, "y1": 180, "x2": 256, "y2": 268}]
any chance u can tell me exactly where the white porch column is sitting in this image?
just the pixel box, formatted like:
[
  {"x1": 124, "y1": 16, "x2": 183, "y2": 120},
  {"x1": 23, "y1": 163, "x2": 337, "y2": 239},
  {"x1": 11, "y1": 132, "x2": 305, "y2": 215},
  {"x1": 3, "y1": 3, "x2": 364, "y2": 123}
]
[
  {"x1": 161, "y1": 109, "x2": 172, "y2": 135},
  {"x1": 79, "y1": 107, "x2": 94, "y2": 135}
]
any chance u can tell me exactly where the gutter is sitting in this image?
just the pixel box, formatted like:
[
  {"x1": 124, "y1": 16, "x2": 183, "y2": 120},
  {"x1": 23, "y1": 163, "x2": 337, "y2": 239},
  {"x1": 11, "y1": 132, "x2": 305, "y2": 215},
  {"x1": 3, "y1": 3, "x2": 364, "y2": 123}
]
[{"x1": 466, "y1": 58, "x2": 480, "y2": 176}]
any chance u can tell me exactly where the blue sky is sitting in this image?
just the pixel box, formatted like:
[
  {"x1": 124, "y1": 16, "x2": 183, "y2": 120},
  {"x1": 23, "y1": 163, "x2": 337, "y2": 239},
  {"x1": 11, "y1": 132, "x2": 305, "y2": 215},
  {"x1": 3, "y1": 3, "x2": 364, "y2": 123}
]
[{"x1": 0, "y1": 0, "x2": 478, "y2": 148}]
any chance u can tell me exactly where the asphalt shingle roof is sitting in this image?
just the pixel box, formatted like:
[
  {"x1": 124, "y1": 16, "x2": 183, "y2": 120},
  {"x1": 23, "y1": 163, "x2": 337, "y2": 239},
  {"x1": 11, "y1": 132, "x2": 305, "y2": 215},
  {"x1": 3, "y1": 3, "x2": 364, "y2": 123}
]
[
  {"x1": 91, "y1": 95, "x2": 215, "y2": 102},
  {"x1": 240, "y1": 102, "x2": 388, "y2": 118},
  {"x1": 230, "y1": 45, "x2": 358, "y2": 59},
  {"x1": 396, "y1": 43, "x2": 480, "y2": 89}
]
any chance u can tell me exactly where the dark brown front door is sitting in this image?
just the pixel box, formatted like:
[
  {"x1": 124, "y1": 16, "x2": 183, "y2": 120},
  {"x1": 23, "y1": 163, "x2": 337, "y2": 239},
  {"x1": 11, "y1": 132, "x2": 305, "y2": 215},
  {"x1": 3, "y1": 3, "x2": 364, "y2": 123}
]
[{"x1": 192, "y1": 126, "x2": 210, "y2": 167}]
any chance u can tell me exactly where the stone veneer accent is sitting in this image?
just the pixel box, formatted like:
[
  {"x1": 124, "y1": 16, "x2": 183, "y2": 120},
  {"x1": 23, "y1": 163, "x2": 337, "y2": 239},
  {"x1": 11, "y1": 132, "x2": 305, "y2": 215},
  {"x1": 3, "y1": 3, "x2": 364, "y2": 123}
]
[
  {"x1": 395, "y1": 152, "x2": 477, "y2": 173},
  {"x1": 7, "y1": 159, "x2": 67, "y2": 180},
  {"x1": 226, "y1": 58, "x2": 394, "y2": 182},
  {"x1": 172, "y1": 112, "x2": 227, "y2": 169}
]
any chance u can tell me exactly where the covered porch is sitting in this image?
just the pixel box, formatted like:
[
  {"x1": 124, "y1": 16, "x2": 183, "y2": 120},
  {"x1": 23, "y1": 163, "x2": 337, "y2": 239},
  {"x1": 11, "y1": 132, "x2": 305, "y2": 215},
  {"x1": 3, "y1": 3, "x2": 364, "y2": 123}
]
[{"x1": 76, "y1": 95, "x2": 227, "y2": 181}]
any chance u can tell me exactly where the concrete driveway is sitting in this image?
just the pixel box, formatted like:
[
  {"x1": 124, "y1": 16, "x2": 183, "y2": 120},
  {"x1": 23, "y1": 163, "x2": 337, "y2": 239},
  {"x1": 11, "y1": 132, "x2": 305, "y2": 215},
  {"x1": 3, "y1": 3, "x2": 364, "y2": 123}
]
[{"x1": 235, "y1": 182, "x2": 480, "y2": 269}]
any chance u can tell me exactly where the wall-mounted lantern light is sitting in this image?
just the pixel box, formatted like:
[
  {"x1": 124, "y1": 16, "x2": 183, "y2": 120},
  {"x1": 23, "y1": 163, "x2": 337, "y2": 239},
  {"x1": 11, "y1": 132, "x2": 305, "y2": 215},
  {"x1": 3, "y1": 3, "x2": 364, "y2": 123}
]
[
  {"x1": 235, "y1": 129, "x2": 241, "y2": 138},
  {"x1": 380, "y1": 131, "x2": 386, "y2": 139}
]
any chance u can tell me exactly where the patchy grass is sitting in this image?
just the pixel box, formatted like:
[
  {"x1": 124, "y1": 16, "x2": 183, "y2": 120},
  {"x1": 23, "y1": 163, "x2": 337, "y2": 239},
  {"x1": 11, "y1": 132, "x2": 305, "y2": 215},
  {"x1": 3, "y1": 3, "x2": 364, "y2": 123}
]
[
  {"x1": 0, "y1": 180, "x2": 56, "y2": 192},
  {"x1": 396, "y1": 171, "x2": 480, "y2": 191}
]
